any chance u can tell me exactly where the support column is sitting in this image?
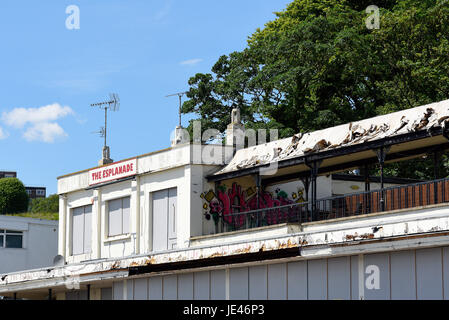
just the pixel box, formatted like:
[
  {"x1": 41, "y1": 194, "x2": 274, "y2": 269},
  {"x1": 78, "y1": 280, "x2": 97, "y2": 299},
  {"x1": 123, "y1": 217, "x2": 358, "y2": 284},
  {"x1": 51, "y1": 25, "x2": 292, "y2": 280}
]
[
  {"x1": 375, "y1": 146, "x2": 390, "y2": 211},
  {"x1": 58, "y1": 195, "x2": 67, "y2": 259},
  {"x1": 87, "y1": 284, "x2": 91, "y2": 301},
  {"x1": 305, "y1": 159, "x2": 322, "y2": 221},
  {"x1": 253, "y1": 173, "x2": 261, "y2": 227},
  {"x1": 300, "y1": 176, "x2": 311, "y2": 223},
  {"x1": 48, "y1": 289, "x2": 52, "y2": 301}
]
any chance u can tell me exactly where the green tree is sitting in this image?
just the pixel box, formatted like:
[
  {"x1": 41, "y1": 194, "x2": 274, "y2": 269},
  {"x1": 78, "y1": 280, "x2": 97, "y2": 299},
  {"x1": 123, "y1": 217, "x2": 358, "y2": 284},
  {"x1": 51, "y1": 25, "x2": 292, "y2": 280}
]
[
  {"x1": 182, "y1": 0, "x2": 449, "y2": 179},
  {"x1": 29, "y1": 194, "x2": 59, "y2": 214},
  {"x1": 0, "y1": 178, "x2": 29, "y2": 214}
]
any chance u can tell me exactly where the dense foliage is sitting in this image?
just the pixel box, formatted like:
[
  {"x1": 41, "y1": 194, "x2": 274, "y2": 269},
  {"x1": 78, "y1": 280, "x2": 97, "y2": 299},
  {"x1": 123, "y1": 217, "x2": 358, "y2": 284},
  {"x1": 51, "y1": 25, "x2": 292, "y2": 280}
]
[
  {"x1": 29, "y1": 194, "x2": 59, "y2": 214},
  {"x1": 0, "y1": 178, "x2": 29, "y2": 214},
  {"x1": 182, "y1": 0, "x2": 449, "y2": 179}
]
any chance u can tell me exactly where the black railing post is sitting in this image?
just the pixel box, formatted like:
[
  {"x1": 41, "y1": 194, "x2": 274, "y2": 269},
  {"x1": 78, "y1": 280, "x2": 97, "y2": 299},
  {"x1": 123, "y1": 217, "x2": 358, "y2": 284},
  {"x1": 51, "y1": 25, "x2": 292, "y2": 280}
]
[{"x1": 375, "y1": 146, "x2": 389, "y2": 211}]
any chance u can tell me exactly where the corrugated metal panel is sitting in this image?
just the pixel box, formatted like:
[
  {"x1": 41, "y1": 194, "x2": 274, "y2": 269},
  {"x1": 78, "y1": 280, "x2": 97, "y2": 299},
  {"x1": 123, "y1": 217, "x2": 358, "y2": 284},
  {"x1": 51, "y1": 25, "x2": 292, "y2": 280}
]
[
  {"x1": 268, "y1": 263, "x2": 287, "y2": 300},
  {"x1": 350, "y1": 256, "x2": 358, "y2": 300},
  {"x1": 113, "y1": 281, "x2": 123, "y2": 300},
  {"x1": 194, "y1": 271, "x2": 210, "y2": 300},
  {"x1": 416, "y1": 248, "x2": 443, "y2": 300},
  {"x1": 148, "y1": 277, "x2": 163, "y2": 300},
  {"x1": 101, "y1": 287, "x2": 112, "y2": 300},
  {"x1": 364, "y1": 253, "x2": 390, "y2": 300},
  {"x1": 133, "y1": 278, "x2": 148, "y2": 300},
  {"x1": 287, "y1": 261, "x2": 307, "y2": 300},
  {"x1": 178, "y1": 273, "x2": 193, "y2": 300},
  {"x1": 443, "y1": 247, "x2": 449, "y2": 300},
  {"x1": 110, "y1": 246, "x2": 449, "y2": 301},
  {"x1": 163, "y1": 275, "x2": 177, "y2": 300},
  {"x1": 307, "y1": 259, "x2": 327, "y2": 300},
  {"x1": 328, "y1": 257, "x2": 350, "y2": 300},
  {"x1": 126, "y1": 279, "x2": 133, "y2": 300},
  {"x1": 210, "y1": 270, "x2": 226, "y2": 300},
  {"x1": 249, "y1": 265, "x2": 267, "y2": 300},
  {"x1": 390, "y1": 251, "x2": 416, "y2": 300},
  {"x1": 66, "y1": 291, "x2": 78, "y2": 300},
  {"x1": 229, "y1": 267, "x2": 248, "y2": 300}
]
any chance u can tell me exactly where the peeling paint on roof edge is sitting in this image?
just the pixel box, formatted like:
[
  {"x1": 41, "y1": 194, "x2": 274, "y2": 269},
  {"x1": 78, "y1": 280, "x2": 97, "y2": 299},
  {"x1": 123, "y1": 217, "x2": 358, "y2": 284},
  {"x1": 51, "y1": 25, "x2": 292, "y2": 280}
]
[{"x1": 216, "y1": 99, "x2": 449, "y2": 175}]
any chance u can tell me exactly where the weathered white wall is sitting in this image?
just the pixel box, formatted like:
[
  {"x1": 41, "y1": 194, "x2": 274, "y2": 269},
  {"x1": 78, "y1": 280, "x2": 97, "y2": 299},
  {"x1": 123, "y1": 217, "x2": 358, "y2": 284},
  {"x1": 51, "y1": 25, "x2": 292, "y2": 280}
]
[
  {"x1": 0, "y1": 216, "x2": 58, "y2": 274},
  {"x1": 59, "y1": 145, "x2": 225, "y2": 263},
  {"x1": 265, "y1": 176, "x2": 332, "y2": 201}
]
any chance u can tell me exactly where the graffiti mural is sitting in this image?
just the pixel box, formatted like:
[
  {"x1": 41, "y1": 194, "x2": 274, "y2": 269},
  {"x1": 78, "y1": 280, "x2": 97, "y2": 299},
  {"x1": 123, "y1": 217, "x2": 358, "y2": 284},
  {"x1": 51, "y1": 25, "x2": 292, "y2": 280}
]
[{"x1": 202, "y1": 182, "x2": 307, "y2": 230}]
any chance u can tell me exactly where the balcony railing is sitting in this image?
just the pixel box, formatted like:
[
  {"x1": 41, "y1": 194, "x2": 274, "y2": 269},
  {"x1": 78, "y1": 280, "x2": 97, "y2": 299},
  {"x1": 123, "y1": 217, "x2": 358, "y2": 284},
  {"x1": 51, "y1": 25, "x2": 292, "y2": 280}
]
[{"x1": 219, "y1": 177, "x2": 449, "y2": 233}]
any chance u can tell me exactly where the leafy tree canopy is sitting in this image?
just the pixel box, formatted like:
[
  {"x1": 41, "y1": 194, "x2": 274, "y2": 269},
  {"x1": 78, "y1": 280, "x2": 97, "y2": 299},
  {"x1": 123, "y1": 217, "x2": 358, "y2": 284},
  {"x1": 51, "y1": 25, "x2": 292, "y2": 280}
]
[
  {"x1": 182, "y1": 0, "x2": 449, "y2": 179},
  {"x1": 0, "y1": 178, "x2": 29, "y2": 214},
  {"x1": 29, "y1": 194, "x2": 59, "y2": 214}
]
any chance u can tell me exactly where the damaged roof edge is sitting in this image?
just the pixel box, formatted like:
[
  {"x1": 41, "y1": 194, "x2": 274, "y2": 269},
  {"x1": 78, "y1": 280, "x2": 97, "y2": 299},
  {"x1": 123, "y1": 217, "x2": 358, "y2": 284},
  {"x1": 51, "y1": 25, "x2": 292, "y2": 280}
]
[
  {"x1": 213, "y1": 99, "x2": 449, "y2": 178},
  {"x1": 208, "y1": 126, "x2": 449, "y2": 182}
]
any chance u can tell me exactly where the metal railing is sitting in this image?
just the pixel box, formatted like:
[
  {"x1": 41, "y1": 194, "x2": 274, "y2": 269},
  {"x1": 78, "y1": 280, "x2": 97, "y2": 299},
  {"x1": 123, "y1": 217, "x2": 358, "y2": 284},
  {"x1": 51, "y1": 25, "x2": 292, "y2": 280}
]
[{"x1": 219, "y1": 177, "x2": 449, "y2": 233}]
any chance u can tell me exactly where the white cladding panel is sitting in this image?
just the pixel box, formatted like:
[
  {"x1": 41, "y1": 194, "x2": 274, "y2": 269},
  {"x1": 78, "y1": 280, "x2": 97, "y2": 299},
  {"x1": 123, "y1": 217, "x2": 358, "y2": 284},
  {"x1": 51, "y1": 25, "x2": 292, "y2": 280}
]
[{"x1": 105, "y1": 245, "x2": 449, "y2": 300}]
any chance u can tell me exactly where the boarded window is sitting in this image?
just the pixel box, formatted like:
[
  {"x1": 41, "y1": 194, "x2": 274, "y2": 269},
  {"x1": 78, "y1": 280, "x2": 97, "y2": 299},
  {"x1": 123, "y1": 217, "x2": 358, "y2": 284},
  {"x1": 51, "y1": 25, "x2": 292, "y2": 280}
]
[
  {"x1": 152, "y1": 188, "x2": 177, "y2": 252},
  {"x1": 108, "y1": 197, "x2": 130, "y2": 237},
  {"x1": 72, "y1": 205, "x2": 92, "y2": 255}
]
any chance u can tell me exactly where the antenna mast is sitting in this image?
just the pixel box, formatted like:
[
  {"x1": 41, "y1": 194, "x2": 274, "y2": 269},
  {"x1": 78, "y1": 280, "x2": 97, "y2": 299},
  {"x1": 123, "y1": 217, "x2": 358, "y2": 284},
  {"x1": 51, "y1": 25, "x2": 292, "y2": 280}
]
[
  {"x1": 91, "y1": 93, "x2": 120, "y2": 165},
  {"x1": 165, "y1": 91, "x2": 188, "y2": 127}
]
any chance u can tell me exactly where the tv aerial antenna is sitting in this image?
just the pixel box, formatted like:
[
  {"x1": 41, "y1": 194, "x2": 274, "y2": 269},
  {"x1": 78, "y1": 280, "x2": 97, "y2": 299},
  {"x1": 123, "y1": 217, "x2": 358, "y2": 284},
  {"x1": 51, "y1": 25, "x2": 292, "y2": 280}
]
[
  {"x1": 165, "y1": 91, "x2": 188, "y2": 127},
  {"x1": 90, "y1": 93, "x2": 120, "y2": 148}
]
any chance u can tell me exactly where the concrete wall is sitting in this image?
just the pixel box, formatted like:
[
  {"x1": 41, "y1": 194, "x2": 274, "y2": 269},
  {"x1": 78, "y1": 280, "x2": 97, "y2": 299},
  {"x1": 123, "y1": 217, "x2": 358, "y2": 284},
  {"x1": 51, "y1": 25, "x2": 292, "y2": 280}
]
[
  {"x1": 110, "y1": 245, "x2": 449, "y2": 300},
  {"x1": 60, "y1": 145, "x2": 225, "y2": 263},
  {"x1": 0, "y1": 216, "x2": 58, "y2": 274}
]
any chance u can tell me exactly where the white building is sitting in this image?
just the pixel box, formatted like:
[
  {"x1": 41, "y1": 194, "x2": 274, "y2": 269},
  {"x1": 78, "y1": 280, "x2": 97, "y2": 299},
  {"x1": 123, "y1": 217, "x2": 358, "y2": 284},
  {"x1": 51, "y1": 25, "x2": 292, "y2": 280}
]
[
  {"x1": 2, "y1": 100, "x2": 449, "y2": 300},
  {"x1": 0, "y1": 215, "x2": 58, "y2": 274}
]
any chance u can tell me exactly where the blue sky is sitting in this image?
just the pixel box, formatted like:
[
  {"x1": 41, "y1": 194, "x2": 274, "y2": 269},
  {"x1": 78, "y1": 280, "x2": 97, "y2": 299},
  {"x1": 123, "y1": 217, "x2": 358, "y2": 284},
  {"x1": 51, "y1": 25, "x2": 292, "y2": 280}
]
[{"x1": 0, "y1": 0, "x2": 291, "y2": 195}]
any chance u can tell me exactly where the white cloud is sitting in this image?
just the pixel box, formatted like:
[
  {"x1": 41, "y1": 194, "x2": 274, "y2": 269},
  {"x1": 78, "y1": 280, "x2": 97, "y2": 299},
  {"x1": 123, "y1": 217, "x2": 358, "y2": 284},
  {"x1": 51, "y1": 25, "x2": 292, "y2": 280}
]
[
  {"x1": 0, "y1": 127, "x2": 8, "y2": 140},
  {"x1": 180, "y1": 58, "x2": 203, "y2": 66},
  {"x1": 23, "y1": 122, "x2": 67, "y2": 143},
  {"x1": 2, "y1": 103, "x2": 73, "y2": 143},
  {"x1": 2, "y1": 103, "x2": 73, "y2": 128}
]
